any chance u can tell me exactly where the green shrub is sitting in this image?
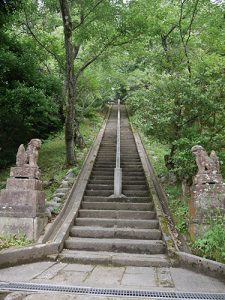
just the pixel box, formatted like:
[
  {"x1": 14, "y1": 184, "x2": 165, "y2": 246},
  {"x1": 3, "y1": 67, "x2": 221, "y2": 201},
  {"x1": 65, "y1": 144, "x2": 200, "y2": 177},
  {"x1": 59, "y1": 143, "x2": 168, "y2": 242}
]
[
  {"x1": 165, "y1": 184, "x2": 189, "y2": 234},
  {"x1": 192, "y1": 214, "x2": 225, "y2": 263},
  {"x1": 0, "y1": 234, "x2": 32, "y2": 250}
]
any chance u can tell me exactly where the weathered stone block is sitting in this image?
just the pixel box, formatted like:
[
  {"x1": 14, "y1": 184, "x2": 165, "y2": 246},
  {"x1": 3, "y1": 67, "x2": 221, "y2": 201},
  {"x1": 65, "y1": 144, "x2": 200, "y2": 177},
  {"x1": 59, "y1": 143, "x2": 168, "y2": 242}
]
[
  {"x1": 10, "y1": 166, "x2": 40, "y2": 179},
  {"x1": 193, "y1": 174, "x2": 223, "y2": 185},
  {"x1": 0, "y1": 215, "x2": 48, "y2": 240},
  {"x1": 6, "y1": 178, "x2": 42, "y2": 190},
  {"x1": 0, "y1": 190, "x2": 45, "y2": 217}
]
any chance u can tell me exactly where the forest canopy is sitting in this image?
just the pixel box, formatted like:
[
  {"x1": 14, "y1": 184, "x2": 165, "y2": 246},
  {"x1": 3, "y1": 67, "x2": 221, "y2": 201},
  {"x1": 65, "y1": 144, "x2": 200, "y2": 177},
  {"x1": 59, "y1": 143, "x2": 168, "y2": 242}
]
[{"x1": 0, "y1": 0, "x2": 224, "y2": 179}]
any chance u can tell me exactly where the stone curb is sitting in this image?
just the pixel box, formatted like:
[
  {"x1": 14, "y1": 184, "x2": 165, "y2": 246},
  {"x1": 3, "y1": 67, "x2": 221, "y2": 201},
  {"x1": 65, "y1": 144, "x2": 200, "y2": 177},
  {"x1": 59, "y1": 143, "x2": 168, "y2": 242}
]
[
  {"x1": 45, "y1": 170, "x2": 75, "y2": 218},
  {"x1": 172, "y1": 251, "x2": 225, "y2": 279},
  {"x1": 133, "y1": 131, "x2": 178, "y2": 259},
  {"x1": 132, "y1": 123, "x2": 225, "y2": 279},
  {"x1": 40, "y1": 106, "x2": 112, "y2": 250},
  {"x1": 0, "y1": 242, "x2": 59, "y2": 268}
]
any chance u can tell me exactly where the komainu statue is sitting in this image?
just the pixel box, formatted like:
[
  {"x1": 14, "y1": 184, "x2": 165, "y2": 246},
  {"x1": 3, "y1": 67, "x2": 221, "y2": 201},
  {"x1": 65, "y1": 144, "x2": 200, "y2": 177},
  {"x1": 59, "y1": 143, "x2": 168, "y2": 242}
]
[
  {"x1": 191, "y1": 145, "x2": 220, "y2": 175},
  {"x1": 16, "y1": 139, "x2": 42, "y2": 167},
  {"x1": 190, "y1": 145, "x2": 225, "y2": 239}
]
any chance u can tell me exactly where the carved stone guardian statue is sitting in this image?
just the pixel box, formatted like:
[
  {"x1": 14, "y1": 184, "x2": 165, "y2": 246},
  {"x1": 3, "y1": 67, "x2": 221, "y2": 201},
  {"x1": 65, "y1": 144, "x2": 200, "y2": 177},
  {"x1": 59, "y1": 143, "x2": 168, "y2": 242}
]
[
  {"x1": 189, "y1": 145, "x2": 225, "y2": 239},
  {"x1": 0, "y1": 139, "x2": 47, "y2": 240}
]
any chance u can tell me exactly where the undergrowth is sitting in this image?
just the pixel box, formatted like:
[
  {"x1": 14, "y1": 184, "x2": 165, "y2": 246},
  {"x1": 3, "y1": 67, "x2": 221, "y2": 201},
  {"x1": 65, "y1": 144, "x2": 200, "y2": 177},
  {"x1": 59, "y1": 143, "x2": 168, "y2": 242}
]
[
  {"x1": 192, "y1": 214, "x2": 225, "y2": 263},
  {"x1": 39, "y1": 113, "x2": 103, "y2": 201},
  {"x1": 164, "y1": 185, "x2": 189, "y2": 234},
  {"x1": 0, "y1": 234, "x2": 32, "y2": 250}
]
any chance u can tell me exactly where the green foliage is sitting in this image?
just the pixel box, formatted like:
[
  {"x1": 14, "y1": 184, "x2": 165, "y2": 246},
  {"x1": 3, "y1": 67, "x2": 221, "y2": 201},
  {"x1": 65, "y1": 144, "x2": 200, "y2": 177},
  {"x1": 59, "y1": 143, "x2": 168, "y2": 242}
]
[
  {"x1": 124, "y1": 0, "x2": 225, "y2": 180},
  {"x1": 165, "y1": 185, "x2": 189, "y2": 234},
  {"x1": 0, "y1": 3, "x2": 63, "y2": 168},
  {"x1": 126, "y1": 68, "x2": 225, "y2": 179},
  {"x1": 192, "y1": 214, "x2": 225, "y2": 263},
  {"x1": 0, "y1": 233, "x2": 32, "y2": 250},
  {"x1": 38, "y1": 112, "x2": 104, "y2": 201},
  {"x1": 134, "y1": 126, "x2": 168, "y2": 176}
]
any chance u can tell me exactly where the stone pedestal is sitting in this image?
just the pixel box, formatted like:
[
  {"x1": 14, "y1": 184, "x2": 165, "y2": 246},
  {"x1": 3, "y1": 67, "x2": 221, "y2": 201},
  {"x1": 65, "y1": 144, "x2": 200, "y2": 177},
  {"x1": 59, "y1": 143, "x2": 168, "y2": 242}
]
[
  {"x1": 0, "y1": 166, "x2": 48, "y2": 240},
  {"x1": 189, "y1": 182, "x2": 225, "y2": 239}
]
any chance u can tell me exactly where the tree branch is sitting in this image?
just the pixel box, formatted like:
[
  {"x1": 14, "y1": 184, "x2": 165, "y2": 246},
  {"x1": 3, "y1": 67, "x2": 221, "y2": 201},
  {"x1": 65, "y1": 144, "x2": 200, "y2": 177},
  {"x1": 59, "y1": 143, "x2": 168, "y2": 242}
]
[
  {"x1": 72, "y1": 0, "x2": 105, "y2": 31},
  {"x1": 185, "y1": 0, "x2": 200, "y2": 47},
  {"x1": 74, "y1": 34, "x2": 123, "y2": 81},
  {"x1": 23, "y1": 7, "x2": 63, "y2": 70},
  {"x1": 178, "y1": 0, "x2": 193, "y2": 77}
]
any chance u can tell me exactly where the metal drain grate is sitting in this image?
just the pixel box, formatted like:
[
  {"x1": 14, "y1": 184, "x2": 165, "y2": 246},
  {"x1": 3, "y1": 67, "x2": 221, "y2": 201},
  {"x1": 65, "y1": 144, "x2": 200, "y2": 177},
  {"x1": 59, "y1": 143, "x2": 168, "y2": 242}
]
[{"x1": 0, "y1": 282, "x2": 224, "y2": 299}]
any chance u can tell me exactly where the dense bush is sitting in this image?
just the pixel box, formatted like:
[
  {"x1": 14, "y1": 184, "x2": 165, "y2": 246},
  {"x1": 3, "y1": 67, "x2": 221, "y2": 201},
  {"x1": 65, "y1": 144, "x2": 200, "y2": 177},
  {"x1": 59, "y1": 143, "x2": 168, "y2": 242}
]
[
  {"x1": 192, "y1": 214, "x2": 225, "y2": 263},
  {"x1": 0, "y1": 6, "x2": 63, "y2": 167},
  {"x1": 125, "y1": 0, "x2": 225, "y2": 180}
]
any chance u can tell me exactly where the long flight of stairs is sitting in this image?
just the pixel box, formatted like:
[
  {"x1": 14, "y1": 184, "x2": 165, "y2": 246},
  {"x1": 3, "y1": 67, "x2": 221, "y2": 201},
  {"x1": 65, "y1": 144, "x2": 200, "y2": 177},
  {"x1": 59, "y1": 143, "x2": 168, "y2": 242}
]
[{"x1": 60, "y1": 105, "x2": 170, "y2": 267}]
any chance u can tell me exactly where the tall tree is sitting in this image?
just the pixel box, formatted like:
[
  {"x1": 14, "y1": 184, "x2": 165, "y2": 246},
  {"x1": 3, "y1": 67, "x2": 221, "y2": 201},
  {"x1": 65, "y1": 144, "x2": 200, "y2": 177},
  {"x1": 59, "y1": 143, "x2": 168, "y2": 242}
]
[
  {"x1": 59, "y1": 0, "x2": 76, "y2": 165},
  {"x1": 58, "y1": 0, "x2": 146, "y2": 165}
]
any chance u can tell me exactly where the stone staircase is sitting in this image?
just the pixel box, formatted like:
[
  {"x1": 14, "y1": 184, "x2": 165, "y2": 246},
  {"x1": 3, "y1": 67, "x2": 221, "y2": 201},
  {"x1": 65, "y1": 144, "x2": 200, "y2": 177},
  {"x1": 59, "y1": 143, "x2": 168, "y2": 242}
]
[{"x1": 60, "y1": 105, "x2": 170, "y2": 267}]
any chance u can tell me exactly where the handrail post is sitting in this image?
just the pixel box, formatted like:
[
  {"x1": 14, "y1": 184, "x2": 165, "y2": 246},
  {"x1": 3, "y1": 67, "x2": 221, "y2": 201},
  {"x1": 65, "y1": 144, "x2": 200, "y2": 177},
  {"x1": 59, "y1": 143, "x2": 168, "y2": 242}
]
[{"x1": 114, "y1": 99, "x2": 122, "y2": 197}]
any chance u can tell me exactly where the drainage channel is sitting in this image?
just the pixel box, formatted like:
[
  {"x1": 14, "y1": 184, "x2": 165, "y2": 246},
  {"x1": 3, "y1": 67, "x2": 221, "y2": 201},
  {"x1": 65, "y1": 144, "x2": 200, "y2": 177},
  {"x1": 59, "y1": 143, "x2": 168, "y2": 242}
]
[{"x1": 0, "y1": 282, "x2": 224, "y2": 299}]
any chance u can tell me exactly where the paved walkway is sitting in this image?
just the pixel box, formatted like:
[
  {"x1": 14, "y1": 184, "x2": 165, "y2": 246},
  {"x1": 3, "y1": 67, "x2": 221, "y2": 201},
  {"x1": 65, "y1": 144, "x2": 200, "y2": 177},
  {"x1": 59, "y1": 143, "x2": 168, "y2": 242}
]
[{"x1": 0, "y1": 261, "x2": 224, "y2": 299}]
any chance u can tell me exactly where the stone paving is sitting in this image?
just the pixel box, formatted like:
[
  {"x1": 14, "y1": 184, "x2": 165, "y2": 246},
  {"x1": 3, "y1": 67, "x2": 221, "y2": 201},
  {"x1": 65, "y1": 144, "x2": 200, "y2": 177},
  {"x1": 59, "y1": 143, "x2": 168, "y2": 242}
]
[{"x1": 0, "y1": 261, "x2": 224, "y2": 299}]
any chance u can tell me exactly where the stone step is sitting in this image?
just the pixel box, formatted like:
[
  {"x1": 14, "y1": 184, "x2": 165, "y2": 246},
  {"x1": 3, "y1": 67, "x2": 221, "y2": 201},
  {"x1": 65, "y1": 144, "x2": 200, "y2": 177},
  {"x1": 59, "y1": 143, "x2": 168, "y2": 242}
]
[
  {"x1": 91, "y1": 171, "x2": 114, "y2": 176},
  {"x1": 94, "y1": 163, "x2": 142, "y2": 168},
  {"x1": 70, "y1": 226, "x2": 161, "y2": 240},
  {"x1": 64, "y1": 237, "x2": 165, "y2": 254},
  {"x1": 85, "y1": 190, "x2": 113, "y2": 196},
  {"x1": 87, "y1": 184, "x2": 114, "y2": 190},
  {"x1": 123, "y1": 185, "x2": 147, "y2": 190},
  {"x1": 123, "y1": 190, "x2": 149, "y2": 197},
  {"x1": 123, "y1": 171, "x2": 144, "y2": 175},
  {"x1": 88, "y1": 179, "x2": 147, "y2": 185},
  {"x1": 59, "y1": 249, "x2": 170, "y2": 267},
  {"x1": 90, "y1": 175, "x2": 146, "y2": 181},
  {"x1": 82, "y1": 196, "x2": 150, "y2": 203},
  {"x1": 75, "y1": 218, "x2": 159, "y2": 229},
  {"x1": 90, "y1": 175, "x2": 114, "y2": 180},
  {"x1": 81, "y1": 202, "x2": 153, "y2": 211},
  {"x1": 85, "y1": 190, "x2": 149, "y2": 197},
  {"x1": 122, "y1": 176, "x2": 146, "y2": 180},
  {"x1": 88, "y1": 180, "x2": 114, "y2": 184},
  {"x1": 78, "y1": 209, "x2": 155, "y2": 220},
  {"x1": 92, "y1": 168, "x2": 114, "y2": 172},
  {"x1": 86, "y1": 184, "x2": 147, "y2": 191},
  {"x1": 95, "y1": 159, "x2": 141, "y2": 164},
  {"x1": 91, "y1": 171, "x2": 146, "y2": 177}
]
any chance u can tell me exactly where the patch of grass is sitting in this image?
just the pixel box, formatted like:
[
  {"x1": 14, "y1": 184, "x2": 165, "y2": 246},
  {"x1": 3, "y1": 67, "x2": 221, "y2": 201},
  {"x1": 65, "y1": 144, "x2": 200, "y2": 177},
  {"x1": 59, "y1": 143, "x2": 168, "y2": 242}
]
[
  {"x1": 140, "y1": 134, "x2": 169, "y2": 176},
  {"x1": 192, "y1": 214, "x2": 225, "y2": 263},
  {"x1": 38, "y1": 130, "x2": 67, "y2": 201},
  {"x1": 164, "y1": 184, "x2": 188, "y2": 234},
  {"x1": 0, "y1": 234, "x2": 32, "y2": 251},
  {"x1": 0, "y1": 168, "x2": 9, "y2": 190},
  {"x1": 39, "y1": 112, "x2": 104, "y2": 201},
  {"x1": 131, "y1": 117, "x2": 168, "y2": 176}
]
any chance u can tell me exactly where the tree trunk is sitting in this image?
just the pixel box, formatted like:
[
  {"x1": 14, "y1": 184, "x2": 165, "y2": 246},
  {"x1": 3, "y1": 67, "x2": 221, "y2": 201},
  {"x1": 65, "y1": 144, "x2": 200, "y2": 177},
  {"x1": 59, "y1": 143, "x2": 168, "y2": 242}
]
[{"x1": 59, "y1": 0, "x2": 76, "y2": 165}]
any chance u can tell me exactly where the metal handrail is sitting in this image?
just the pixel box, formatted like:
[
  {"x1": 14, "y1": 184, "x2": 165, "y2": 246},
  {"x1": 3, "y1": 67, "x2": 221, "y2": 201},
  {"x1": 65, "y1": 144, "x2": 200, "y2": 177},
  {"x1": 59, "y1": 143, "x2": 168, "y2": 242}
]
[
  {"x1": 114, "y1": 99, "x2": 122, "y2": 196},
  {"x1": 116, "y1": 99, "x2": 120, "y2": 169}
]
